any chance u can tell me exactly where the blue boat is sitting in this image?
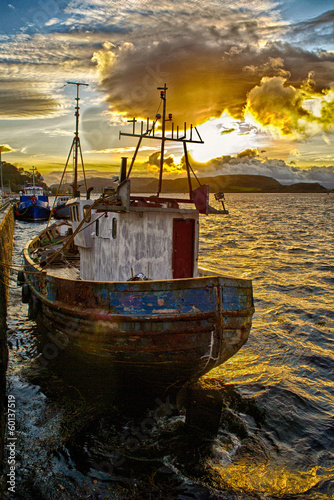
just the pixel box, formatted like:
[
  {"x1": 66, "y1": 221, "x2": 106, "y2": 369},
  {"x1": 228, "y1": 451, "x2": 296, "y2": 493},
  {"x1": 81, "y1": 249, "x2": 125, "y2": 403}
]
[
  {"x1": 19, "y1": 84, "x2": 254, "y2": 391},
  {"x1": 15, "y1": 173, "x2": 51, "y2": 222}
]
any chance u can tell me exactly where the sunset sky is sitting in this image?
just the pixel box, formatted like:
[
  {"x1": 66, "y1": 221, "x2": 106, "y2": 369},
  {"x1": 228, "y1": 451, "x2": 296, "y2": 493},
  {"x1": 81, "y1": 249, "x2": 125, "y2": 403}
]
[{"x1": 0, "y1": 0, "x2": 334, "y2": 187}]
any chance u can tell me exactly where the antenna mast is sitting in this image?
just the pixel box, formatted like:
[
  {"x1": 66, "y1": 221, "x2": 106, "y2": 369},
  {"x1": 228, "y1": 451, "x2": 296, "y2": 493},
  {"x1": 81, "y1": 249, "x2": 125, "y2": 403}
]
[
  {"x1": 65, "y1": 82, "x2": 89, "y2": 195},
  {"x1": 31, "y1": 166, "x2": 37, "y2": 187},
  {"x1": 119, "y1": 84, "x2": 204, "y2": 197}
]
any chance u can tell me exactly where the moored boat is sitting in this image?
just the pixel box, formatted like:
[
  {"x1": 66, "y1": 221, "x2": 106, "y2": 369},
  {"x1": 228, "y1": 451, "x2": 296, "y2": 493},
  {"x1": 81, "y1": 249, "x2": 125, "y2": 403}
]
[
  {"x1": 19, "y1": 84, "x2": 254, "y2": 390},
  {"x1": 15, "y1": 174, "x2": 51, "y2": 222},
  {"x1": 52, "y1": 195, "x2": 72, "y2": 219}
]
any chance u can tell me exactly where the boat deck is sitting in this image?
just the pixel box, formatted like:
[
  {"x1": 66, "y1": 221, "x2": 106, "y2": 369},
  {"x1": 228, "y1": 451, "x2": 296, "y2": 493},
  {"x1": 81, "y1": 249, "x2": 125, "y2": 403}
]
[{"x1": 46, "y1": 266, "x2": 80, "y2": 280}]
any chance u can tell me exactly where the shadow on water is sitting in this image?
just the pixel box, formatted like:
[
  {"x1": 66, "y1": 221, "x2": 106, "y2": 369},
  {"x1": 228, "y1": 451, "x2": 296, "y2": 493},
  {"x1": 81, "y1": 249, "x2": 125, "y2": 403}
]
[
  {"x1": 6, "y1": 316, "x2": 268, "y2": 500},
  {"x1": 11, "y1": 351, "x2": 262, "y2": 500}
]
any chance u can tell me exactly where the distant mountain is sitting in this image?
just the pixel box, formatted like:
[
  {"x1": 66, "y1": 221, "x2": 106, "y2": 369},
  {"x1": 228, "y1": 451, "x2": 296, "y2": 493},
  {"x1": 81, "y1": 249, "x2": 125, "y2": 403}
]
[{"x1": 53, "y1": 174, "x2": 328, "y2": 194}]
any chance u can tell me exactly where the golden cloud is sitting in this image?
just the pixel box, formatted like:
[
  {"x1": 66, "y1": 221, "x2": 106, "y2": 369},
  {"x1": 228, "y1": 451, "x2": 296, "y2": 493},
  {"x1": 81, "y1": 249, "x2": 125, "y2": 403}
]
[{"x1": 245, "y1": 76, "x2": 334, "y2": 138}]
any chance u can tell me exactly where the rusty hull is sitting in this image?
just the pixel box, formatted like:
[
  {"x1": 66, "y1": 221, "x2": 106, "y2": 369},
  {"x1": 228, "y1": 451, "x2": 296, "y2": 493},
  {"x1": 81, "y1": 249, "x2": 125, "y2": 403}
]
[{"x1": 23, "y1": 240, "x2": 254, "y2": 388}]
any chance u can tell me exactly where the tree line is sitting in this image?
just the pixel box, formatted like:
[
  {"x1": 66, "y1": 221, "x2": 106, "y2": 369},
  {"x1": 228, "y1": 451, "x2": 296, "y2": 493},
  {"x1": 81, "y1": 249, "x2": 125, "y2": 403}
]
[{"x1": 0, "y1": 162, "x2": 49, "y2": 193}]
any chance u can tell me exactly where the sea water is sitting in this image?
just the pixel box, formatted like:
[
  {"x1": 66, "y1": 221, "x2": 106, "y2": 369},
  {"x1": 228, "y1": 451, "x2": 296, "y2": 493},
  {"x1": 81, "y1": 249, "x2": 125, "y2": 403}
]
[{"x1": 3, "y1": 193, "x2": 334, "y2": 499}]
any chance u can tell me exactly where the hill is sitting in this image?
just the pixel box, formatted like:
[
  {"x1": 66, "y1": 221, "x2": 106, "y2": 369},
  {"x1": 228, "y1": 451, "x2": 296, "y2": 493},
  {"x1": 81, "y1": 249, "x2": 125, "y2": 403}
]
[{"x1": 54, "y1": 174, "x2": 328, "y2": 194}]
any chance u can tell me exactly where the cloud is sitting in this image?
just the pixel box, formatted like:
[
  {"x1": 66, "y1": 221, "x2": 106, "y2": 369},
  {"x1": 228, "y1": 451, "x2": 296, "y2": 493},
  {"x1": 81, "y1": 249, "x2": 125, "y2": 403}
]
[
  {"x1": 0, "y1": 0, "x2": 334, "y2": 171},
  {"x1": 92, "y1": 21, "x2": 334, "y2": 138},
  {"x1": 192, "y1": 151, "x2": 334, "y2": 188},
  {"x1": 143, "y1": 151, "x2": 186, "y2": 176},
  {"x1": 286, "y1": 9, "x2": 334, "y2": 48},
  {"x1": 1, "y1": 1, "x2": 333, "y2": 130},
  {"x1": 236, "y1": 148, "x2": 258, "y2": 158},
  {"x1": 0, "y1": 80, "x2": 62, "y2": 119},
  {"x1": 0, "y1": 144, "x2": 16, "y2": 153},
  {"x1": 245, "y1": 75, "x2": 334, "y2": 138}
]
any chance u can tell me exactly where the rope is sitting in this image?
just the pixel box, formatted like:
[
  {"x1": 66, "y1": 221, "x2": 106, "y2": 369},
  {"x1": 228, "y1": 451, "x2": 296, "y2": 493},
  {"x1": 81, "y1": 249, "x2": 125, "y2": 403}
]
[
  {"x1": 36, "y1": 198, "x2": 105, "y2": 269},
  {"x1": 0, "y1": 262, "x2": 44, "y2": 275},
  {"x1": 0, "y1": 207, "x2": 106, "y2": 275}
]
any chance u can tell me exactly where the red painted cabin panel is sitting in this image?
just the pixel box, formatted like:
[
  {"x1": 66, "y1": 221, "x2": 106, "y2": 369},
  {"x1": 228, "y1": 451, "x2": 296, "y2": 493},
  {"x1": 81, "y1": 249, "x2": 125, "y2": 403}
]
[{"x1": 172, "y1": 218, "x2": 195, "y2": 279}]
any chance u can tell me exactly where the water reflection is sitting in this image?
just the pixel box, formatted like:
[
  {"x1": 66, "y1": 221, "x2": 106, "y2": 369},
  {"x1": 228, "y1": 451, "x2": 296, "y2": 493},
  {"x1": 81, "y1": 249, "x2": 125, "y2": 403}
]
[{"x1": 4, "y1": 194, "x2": 334, "y2": 499}]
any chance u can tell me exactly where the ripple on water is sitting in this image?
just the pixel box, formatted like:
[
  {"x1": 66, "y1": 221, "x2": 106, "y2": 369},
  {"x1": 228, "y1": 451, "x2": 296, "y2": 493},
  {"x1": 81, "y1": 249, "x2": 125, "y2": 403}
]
[{"x1": 4, "y1": 193, "x2": 334, "y2": 499}]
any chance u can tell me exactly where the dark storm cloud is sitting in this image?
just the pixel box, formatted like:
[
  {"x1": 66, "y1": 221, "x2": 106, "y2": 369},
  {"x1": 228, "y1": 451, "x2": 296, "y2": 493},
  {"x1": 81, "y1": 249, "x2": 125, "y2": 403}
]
[{"x1": 93, "y1": 33, "x2": 334, "y2": 126}]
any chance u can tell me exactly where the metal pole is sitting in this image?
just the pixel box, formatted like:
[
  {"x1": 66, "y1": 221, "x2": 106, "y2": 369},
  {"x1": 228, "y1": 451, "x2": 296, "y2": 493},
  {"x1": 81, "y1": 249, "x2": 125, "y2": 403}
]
[
  {"x1": 66, "y1": 82, "x2": 88, "y2": 195},
  {"x1": 73, "y1": 84, "x2": 79, "y2": 193},
  {"x1": 31, "y1": 166, "x2": 36, "y2": 187},
  {"x1": 157, "y1": 83, "x2": 167, "y2": 196}
]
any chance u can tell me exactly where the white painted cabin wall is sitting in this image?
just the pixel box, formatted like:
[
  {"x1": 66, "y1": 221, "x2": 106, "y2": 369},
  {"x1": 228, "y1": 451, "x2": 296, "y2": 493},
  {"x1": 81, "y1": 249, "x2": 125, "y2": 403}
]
[{"x1": 78, "y1": 208, "x2": 199, "y2": 282}]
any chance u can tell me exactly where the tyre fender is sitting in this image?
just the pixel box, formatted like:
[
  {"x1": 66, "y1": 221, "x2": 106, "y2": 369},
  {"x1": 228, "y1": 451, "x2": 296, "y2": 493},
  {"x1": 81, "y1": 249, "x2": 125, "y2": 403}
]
[
  {"x1": 28, "y1": 294, "x2": 40, "y2": 320},
  {"x1": 22, "y1": 284, "x2": 30, "y2": 304},
  {"x1": 17, "y1": 271, "x2": 25, "y2": 286}
]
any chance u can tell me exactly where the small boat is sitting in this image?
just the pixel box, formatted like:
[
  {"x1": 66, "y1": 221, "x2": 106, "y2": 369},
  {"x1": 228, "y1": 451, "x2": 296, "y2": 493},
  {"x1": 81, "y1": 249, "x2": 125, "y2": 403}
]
[
  {"x1": 52, "y1": 195, "x2": 72, "y2": 219},
  {"x1": 15, "y1": 169, "x2": 51, "y2": 222},
  {"x1": 20, "y1": 84, "x2": 254, "y2": 391}
]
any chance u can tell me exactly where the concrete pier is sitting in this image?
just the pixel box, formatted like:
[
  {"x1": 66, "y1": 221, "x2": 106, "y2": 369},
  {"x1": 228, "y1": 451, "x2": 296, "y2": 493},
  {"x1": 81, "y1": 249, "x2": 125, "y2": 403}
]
[{"x1": 0, "y1": 204, "x2": 15, "y2": 494}]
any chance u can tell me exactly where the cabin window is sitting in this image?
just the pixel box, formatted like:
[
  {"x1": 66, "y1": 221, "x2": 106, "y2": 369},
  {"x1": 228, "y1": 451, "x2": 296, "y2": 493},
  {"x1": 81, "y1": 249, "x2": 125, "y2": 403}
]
[
  {"x1": 83, "y1": 205, "x2": 91, "y2": 223},
  {"x1": 95, "y1": 219, "x2": 99, "y2": 236},
  {"x1": 75, "y1": 205, "x2": 79, "y2": 221},
  {"x1": 71, "y1": 207, "x2": 77, "y2": 222},
  {"x1": 112, "y1": 218, "x2": 117, "y2": 239}
]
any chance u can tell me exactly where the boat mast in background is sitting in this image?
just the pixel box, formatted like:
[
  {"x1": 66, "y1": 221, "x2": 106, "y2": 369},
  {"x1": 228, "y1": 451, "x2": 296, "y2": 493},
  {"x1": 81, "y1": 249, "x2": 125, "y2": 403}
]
[
  {"x1": 31, "y1": 166, "x2": 37, "y2": 188},
  {"x1": 60, "y1": 82, "x2": 89, "y2": 197}
]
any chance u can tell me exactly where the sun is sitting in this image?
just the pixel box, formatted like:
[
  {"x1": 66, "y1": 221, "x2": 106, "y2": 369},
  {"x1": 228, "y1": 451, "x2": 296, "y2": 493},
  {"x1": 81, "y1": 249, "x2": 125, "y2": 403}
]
[{"x1": 188, "y1": 112, "x2": 265, "y2": 163}]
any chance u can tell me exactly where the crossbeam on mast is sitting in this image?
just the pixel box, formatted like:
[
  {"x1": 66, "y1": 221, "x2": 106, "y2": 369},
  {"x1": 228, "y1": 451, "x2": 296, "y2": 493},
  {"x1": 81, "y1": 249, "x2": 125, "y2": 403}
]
[
  {"x1": 119, "y1": 132, "x2": 204, "y2": 144},
  {"x1": 119, "y1": 83, "x2": 204, "y2": 197}
]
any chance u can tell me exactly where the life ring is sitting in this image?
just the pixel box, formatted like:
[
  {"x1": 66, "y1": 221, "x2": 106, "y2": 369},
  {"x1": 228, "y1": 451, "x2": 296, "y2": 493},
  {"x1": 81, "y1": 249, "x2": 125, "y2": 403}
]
[{"x1": 31, "y1": 196, "x2": 37, "y2": 204}]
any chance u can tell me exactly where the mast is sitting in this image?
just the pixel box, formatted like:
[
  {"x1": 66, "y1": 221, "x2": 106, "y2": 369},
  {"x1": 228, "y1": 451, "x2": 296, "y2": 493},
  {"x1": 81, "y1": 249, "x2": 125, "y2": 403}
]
[
  {"x1": 31, "y1": 166, "x2": 37, "y2": 188},
  {"x1": 66, "y1": 82, "x2": 89, "y2": 196},
  {"x1": 119, "y1": 84, "x2": 204, "y2": 199},
  {"x1": 157, "y1": 84, "x2": 167, "y2": 196}
]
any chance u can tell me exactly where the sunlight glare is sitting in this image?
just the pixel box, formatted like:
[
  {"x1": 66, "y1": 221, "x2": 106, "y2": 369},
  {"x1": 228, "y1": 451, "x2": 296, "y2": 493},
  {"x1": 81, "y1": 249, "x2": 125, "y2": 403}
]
[{"x1": 189, "y1": 112, "x2": 261, "y2": 163}]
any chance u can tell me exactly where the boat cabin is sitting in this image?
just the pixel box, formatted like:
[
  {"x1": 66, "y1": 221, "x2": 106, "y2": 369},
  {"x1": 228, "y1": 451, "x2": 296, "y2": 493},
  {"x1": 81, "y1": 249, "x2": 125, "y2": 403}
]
[
  {"x1": 68, "y1": 190, "x2": 199, "y2": 282},
  {"x1": 22, "y1": 185, "x2": 45, "y2": 197}
]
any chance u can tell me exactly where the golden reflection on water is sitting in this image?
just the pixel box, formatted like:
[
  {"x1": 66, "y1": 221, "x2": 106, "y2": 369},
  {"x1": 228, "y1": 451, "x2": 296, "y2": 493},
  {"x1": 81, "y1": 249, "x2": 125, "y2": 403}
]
[{"x1": 208, "y1": 461, "x2": 330, "y2": 497}]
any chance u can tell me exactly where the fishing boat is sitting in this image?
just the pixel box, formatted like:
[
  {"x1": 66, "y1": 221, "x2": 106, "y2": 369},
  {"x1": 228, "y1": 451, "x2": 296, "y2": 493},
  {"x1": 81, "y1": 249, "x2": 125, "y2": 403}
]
[
  {"x1": 52, "y1": 195, "x2": 72, "y2": 219},
  {"x1": 19, "y1": 84, "x2": 254, "y2": 390},
  {"x1": 15, "y1": 168, "x2": 51, "y2": 222}
]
